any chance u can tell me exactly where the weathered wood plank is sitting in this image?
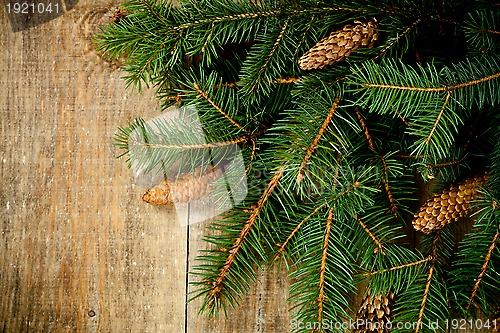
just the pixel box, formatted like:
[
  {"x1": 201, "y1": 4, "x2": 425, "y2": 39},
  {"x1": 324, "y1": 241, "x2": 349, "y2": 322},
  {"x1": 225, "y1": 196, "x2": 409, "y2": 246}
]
[{"x1": 0, "y1": 1, "x2": 494, "y2": 332}]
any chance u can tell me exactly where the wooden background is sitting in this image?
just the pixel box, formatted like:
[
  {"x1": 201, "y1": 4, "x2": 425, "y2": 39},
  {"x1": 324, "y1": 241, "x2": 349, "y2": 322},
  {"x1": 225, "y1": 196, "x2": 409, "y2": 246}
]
[{"x1": 0, "y1": 1, "x2": 492, "y2": 332}]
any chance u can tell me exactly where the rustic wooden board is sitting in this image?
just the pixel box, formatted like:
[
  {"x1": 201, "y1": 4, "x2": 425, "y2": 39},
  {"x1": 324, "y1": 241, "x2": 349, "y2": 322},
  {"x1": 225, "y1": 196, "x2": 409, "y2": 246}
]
[{"x1": 0, "y1": 1, "x2": 188, "y2": 332}]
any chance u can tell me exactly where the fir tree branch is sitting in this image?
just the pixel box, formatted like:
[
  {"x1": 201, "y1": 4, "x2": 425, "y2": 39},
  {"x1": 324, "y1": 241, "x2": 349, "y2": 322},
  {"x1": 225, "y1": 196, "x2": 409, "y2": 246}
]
[
  {"x1": 426, "y1": 157, "x2": 463, "y2": 169},
  {"x1": 374, "y1": 18, "x2": 421, "y2": 60},
  {"x1": 138, "y1": 0, "x2": 170, "y2": 26},
  {"x1": 362, "y1": 71, "x2": 500, "y2": 92},
  {"x1": 173, "y1": 10, "x2": 280, "y2": 31},
  {"x1": 355, "y1": 109, "x2": 398, "y2": 217},
  {"x1": 249, "y1": 138, "x2": 257, "y2": 162},
  {"x1": 316, "y1": 207, "x2": 335, "y2": 323},
  {"x1": 275, "y1": 175, "x2": 360, "y2": 262},
  {"x1": 129, "y1": 137, "x2": 248, "y2": 150},
  {"x1": 219, "y1": 77, "x2": 301, "y2": 89},
  {"x1": 465, "y1": 225, "x2": 500, "y2": 312},
  {"x1": 132, "y1": 46, "x2": 164, "y2": 85},
  {"x1": 395, "y1": 109, "x2": 410, "y2": 127},
  {"x1": 209, "y1": 167, "x2": 284, "y2": 298},
  {"x1": 364, "y1": 256, "x2": 432, "y2": 277},
  {"x1": 355, "y1": 215, "x2": 385, "y2": 253},
  {"x1": 394, "y1": 154, "x2": 425, "y2": 159},
  {"x1": 275, "y1": 77, "x2": 301, "y2": 84},
  {"x1": 480, "y1": 28, "x2": 500, "y2": 35},
  {"x1": 165, "y1": 93, "x2": 184, "y2": 102},
  {"x1": 416, "y1": 233, "x2": 440, "y2": 333},
  {"x1": 297, "y1": 98, "x2": 340, "y2": 183},
  {"x1": 273, "y1": 202, "x2": 328, "y2": 262},
  {"x1": 243, "y1": 138, "x2": 257, "y2": 175},
  {"x1": 425, "y1": 90, "x2": 452, "y2": 144},
  {"x1": 193, "y1": 82, "x2": 250, "y2": 135},
  {"x1": 171, "y1": 7, "x2": 364, "y2": 32},
  {"x1": 293, "y1": 16, "x2": 315, "y2": 60},
  {"x1": 202, "y1": 23, "x2": 215, "y2": 53},
  {"x1": 394, "y1": 155, "x2": 463, "y2": 170},
  {"x1": 249, "y1": 19, "x2": 290, "y2": 94}
]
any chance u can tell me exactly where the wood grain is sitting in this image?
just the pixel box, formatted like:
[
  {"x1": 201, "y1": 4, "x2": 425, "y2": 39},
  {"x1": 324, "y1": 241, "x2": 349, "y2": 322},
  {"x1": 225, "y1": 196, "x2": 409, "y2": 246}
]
[{"x1": 0, "y1": 2, "x2": 187, "y2": 332}]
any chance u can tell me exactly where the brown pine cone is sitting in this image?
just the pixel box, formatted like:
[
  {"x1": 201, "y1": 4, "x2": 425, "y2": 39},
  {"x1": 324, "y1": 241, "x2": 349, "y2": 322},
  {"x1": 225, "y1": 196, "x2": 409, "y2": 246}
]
[
  {"x1": 298, "y1": 20, "x2": 379, "y2": 71},
  {"x1": 412, "y1": 172, "x2": 489, "y2": 234},
  {"x1": 142, "y1": 166, "x2": 224, "y2": 205},
  {"x1": 354, "y1": 290, "x2": 395, "y2": 333}
]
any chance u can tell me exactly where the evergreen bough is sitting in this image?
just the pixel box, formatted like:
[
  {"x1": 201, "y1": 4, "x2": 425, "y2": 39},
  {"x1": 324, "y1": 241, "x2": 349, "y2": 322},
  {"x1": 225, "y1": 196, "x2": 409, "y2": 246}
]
[{"x1": 96, "y1": 0, "x2": 500, "y2": 331}]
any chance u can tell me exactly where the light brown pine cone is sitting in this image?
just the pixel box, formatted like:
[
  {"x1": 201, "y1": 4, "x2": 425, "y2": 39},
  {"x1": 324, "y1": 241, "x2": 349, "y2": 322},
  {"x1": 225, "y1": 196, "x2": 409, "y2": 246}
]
[
  {"x1": 354, "y1": 289, "x2": 395, "y2": 333},
  {"x1": 298, "y1": 20, "x2": 379, "y2": 70},
  {"x1": 412, "y1": 172, "x2": 489, "y2": 234},
  {"x1": 142, "y1": 166, "x2": 224, "y2": 205}
]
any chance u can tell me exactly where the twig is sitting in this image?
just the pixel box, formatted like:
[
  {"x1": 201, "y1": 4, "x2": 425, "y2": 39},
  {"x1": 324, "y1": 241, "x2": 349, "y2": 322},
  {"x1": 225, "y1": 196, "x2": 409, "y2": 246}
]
[
  {"x1": 297, "y1": 99, "x2": 340, "y2": 183},
  {"x1": 355, "y1": 109, "x2": 398, "y2": 218},
  {"x1": 427, "y1": 158, "x2": 463, "y2": 169},
  {"x1": 374, "y1": 19, "x2": 421, "y2": 60},
  {"x1": 465, "y1": 226, "x2": 500, "y2": 312},
  {"x1": 273, "y1": 202, "x2": 328, "y2": 261},
  {"x1": 193, "y1": 82, "x2": 250, "y2": 135},
  {"x1": 364, "y1": 256, "x2": 432, "y2": 277},
  {"x1": 363, "y1": 71, "x2": 500, "y2": 92},
  {"x1": 209, "y1": 168, "x2": 284, "y2": 297},
  {"x1": 425, "y1": 91, "x2": 452, "y2": 144},
  {"x1": 480, "y1": 28, "x2": 500, "y2": 36},
  {"x1": 316, "y1": 207, "x2": 334, "y2": 323},
  {"x1": 355, "y1": 215, "x2": 385, "y2": 253},
  {"x1": 249, "y1": 19, "x2": 290, "y2": 93},
  {"x1": 129, "y1": 137, "x2": 248, "y2": 150},
  {"x1": 416, "y1": 233, "x2": 440, "y2": 333}
]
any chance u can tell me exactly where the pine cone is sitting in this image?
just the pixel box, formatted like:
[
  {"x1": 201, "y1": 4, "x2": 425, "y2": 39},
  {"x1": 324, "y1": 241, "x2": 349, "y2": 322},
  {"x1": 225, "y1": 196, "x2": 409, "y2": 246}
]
[
  {"x1": 298, "y1": 20, "x2": 378, "y2": 71},
  {"x1": 354, "y1": 290, "x2": 395, "y2": 333},
  {"x1": 412, "y1": 172, "x2": 489, "y2": 234},
  {"x1": 142, "y1": 166, "x2": 224, "y2": 205}
]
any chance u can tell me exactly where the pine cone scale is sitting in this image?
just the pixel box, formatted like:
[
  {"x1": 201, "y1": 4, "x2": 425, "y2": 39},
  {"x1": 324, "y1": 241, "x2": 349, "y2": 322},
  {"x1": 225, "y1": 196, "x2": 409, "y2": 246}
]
[
  {"x1": 412, "y1": 172, "x2": 489, "y2": 234},
  {"x1": 354, "y1": 290, "x2": 395, "y2": 333},
  {"x1": 142, "y1": 166, "x2": 224, "y2": 205},
  {"x1": 298, "y1": 20, "x2": 378, "y2": 70}
]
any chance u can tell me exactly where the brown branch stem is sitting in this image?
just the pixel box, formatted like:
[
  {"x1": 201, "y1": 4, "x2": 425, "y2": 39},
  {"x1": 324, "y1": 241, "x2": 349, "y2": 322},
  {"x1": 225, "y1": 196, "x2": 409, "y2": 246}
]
[
  {"x1": 297, "y1": 98, "x2": 340, "y2": 183},
  {"x1": 130, "y1": 137, "x2": 248, "y2": 150},
  {"x1": 209, "y1": 168, "x2": 284, "y2": 298},
  {"x1": 465, "y1": 226, "x2": 500, "y2": 312},
  {"x1": 317, "y1": 207, "x2": 334, "y2": 323},
  {"x1": 250, "y1": 19, "x2": 289, "y2": 93},
  {"x1": 355, "y1": 215, "x2": 384, "y2": 253},
  {"x1": 480, "y1": 28, "x2": 500, "y2": 35},
  {"x1": 273, "y1": 202, "x2": 327, "y2": 261},
  {"x1": 193, "y1": 82, "x2": 250, "y2": 135},
  {"x1": 416, "y1": 233, "x2": 440, "y2": 333},
  {"x1": 355, "y1": 109, "x2": 398, "y2": 217},
  {"x1": 364, "y1": 256, "x2": 432, "y2": 277},
  {"x1": 362, "y1": 71, "x2": 500, "y2": 92},
  {"x1": 425, "y1": 91, "x2": 451, "y2": 144}
]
